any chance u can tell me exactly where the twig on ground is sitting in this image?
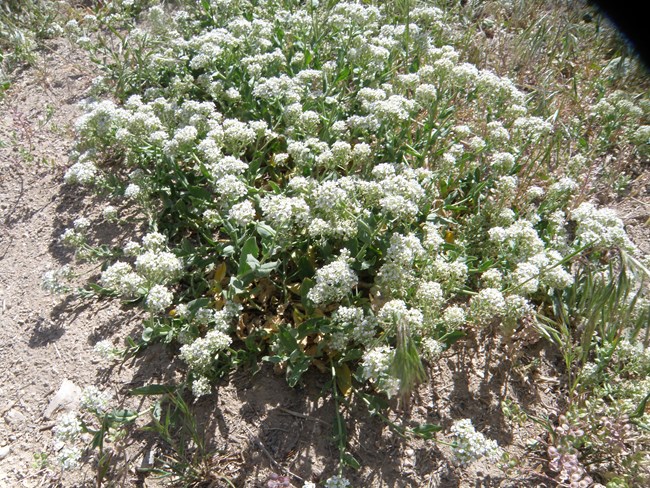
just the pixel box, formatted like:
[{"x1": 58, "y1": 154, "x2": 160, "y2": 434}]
[
  {"x1": 241, "y1": 423, "x2": 305, "y2": 483},
  {"x1": 277, "y1": 406, "x2": 328, "y2": 424}
]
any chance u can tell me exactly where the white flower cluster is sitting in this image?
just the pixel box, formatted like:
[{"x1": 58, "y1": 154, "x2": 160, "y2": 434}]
[
  {"x1": 100, "y1": 261, "x2": 145, "y2": 297},
  {"x1": 421, "y1": 337, "x2": 445, "y2": 360},
  {"x1": 377, "y1": 232, "x2": 426, "y2": 296},
  {"x1": 450, "y1": 418, "x2": 502, "y2": 465},
  {"x1": 377, "y1": 299, "x2": 424, "y2": 335},
  {"x1": 307, "y1": 250, "x2": 358, "y2": 305},
  {"x1": 191, "y1": 376, "x2": 212, "y2": 398},
  {"x1": 489, "y1": 220, "x2": 545, "y2": 261},
  {"x1": 260, "y1": 194, "x2": 310, "y2": 231},
  {"x1": 571, "y1": 202, "x2": 635, "y2": 251},
  {"x1": 470, "y1": 288, "x2": 506, "y2": 323},
  {"x1": 93, "y1": 339, "x2": 121, "y2": 361},
  {"x1": 53, "y1": 411, "x2": 82, "y2": 442},
  {"x1": 324, "y1": 476, "x2": 351, "y2": 488},
  {"x1": 330, "y1": 306, "x2": 377, "y2": 347},
  {"x1": 135, "y1": 249, "x2": 183, "y2": 284},
  {"x1": 361, "y1": 345, "x2": 400, "y2": 397},
  {"x1": 42, "y1": 265, "x2": 74, "y2": 295},
  {"x1": 179, "y1": 329, "x2": 232, "y2": 373},
  {"x1": 228, "y1": 200, "x2": 256, "y2": 227},
  {"x1": 80, "y1": 385, "x2": 113, "y2": 414},
  {"x1": 442, "y1": 305, "x2": 467, "y2": 329},
  {"x1": 146, "y1": 284, "x2": 174, "y2": 312},
  {"x1": 64, "y1": 160, "x2": 98, "y2": 185}
]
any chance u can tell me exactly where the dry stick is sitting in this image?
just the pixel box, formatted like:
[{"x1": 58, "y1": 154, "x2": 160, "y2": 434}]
[
  {"x1": 241, "y1": 423, "x2": 305, "y2": 483},
  {"x1": 277, "y1": 406, "x2": 328, "y2": 424}
]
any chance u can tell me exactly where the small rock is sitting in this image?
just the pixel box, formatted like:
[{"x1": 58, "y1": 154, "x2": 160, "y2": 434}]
[
  {"x1": 43, "y1": 379, "x2": 81, "y2": 419},
  {"x1": 4, "y1": 409, "x2": 26, "y2": 427},
  {"x1": 137, "y1": 446, "x2": 156, "y2": 472},
  {"x1": 0, "y1": 445, "x2": 10, "y2": 460}
]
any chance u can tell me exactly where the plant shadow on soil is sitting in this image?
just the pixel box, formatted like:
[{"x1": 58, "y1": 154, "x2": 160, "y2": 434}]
[{"x1": 103, "y1": 330, "x2": 565, "y2": 487}]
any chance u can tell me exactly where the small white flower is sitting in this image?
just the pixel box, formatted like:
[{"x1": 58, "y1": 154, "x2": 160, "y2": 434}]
[
  {"x1": 146, "y1": 285, "x2": 173, "y2": 313},
  {"x1": 142, "y1": 232, "x2": 167, "y2": 250},
  {"x1": 54, "y1": 411, "x2": 82, "y2": 442},
  {"x1": 450, "y1": 419, "x2": 502, "y2": 465},
  {"x1": 64, "y1": 161, "x2": 98, "y2": 185},
  {"x1": 80, "y1": 385, "x2": 113, "y2": 413},
  {"x1": 94, "y1": 340, "x2": 121, "y2": 361},
  {"x1": 228, "y1": 200, "x2": 256, "y2": 227},
  {"x1": 56, "y1": 446, "x2": 82, "y2": 470},
  {"x1": 442, "y1": 305, "x2": 466, "y2": 328},
  {"x1": 421, "y1": 337, "x2": 445, "y2": 360},
  {"x1": 307, "y1": 250, "x2": 358, "y2": 305},
  {"x1": 124, "y1": 183, "x2": 141, "y2": 198},
  {"x1": 471, "y1": 288, "x2": 506, "y2": 322},
  {"x1": 102, "y1": 205, "x2": 118, "y2": 221},
  {"x1": 191, "y1": 376, "x2": 212, "y2": 397},
  {"x1": 324, "y1": 476, "x2": 351, "y2": 488}
]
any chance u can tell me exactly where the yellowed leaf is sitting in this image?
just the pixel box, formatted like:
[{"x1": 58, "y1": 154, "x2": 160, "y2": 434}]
[{"x1": 335, "y1": 364, "x2": 353, "y2": 397}]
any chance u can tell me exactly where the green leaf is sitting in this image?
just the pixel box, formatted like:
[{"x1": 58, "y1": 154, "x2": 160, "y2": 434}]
[
  {"x1": 300, "y1": 278, "x2": 315, "y2": 309},
  {"x1": 335, "y1": 66, "x2": 351, "y2": 83},
  {"x1": 186, "y1": 298, "x2": 211, "y2": 314},
  {"x1": 410, "y1": 423, "x2": 442, "y2": 439},
  {"x1": 342, "y1": 451, "x2": 361, "y2": 470},
  {"x1": 142, "y1": 327, "x2": 154, "y2": 342},
  {"x1": 105, "y1": 409, "x2": 139, "y2": 424},
  {"x1": 238, "y1": 236, "x2": 259, "y2": 275},
  {"x1": 256, "y1": 222, "x2": 276, "y2": 238},
  {"x1": 440, "y1": 330, "x2": 464, "y2": 347},
  {"x1": 256, "y1": 260, "x2": 279, "y2": 277},
  {"x1": 286, "y1": 356, "x2": 310, "y2": 387},
  {"x1": 630, "y1": 392, "x2": 650, "y2": 419}
]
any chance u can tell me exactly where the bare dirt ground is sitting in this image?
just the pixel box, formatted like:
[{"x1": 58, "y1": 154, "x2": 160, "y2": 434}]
[{"x1": 0, "y1": 36, "x2": 648, "y2": 488}]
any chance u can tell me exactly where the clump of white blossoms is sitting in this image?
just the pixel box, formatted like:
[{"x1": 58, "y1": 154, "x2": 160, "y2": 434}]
[
  {"x1": 124, "y1": 183, "x2": 141, "y2": 198},
  {"x1": 135, "y1": 248, "x2": 183, "y2": 284},
  {"x1": 146, "y1": 284, "x2": 174, "y2": 313},
  {"x1": 330, "y1": 306, "x2": 377, "y2": 347},
  {"x1": 324, "y1": 475, "x2": 351, "y2": 488},
  {"x1": 64, "y1": 160, "x2": 99, "y2": 185},
  {"x1": 52, "y1": 411, "x2": 83, "y2": 470},
  {"x1": 421, "y1": 337, "x2": 445, "y2": 360},
  {"x1": 100, "y1": 261, "x2": 144, "y2": 297},
  {"x1": 191, "y1": 375, "x2": 212, "y2": 398},
  {"x1": 53, "y1": 411, "x2": 82, "y2": 442},
  {"x1": 470, "y1": 288, "x2": 506, "y2": 323},
  {"x1": 93, "y1": 339, "x2": 122, "y2": 361},
  {"x1": 307, "y1": 250, "x2": 358, "y2": 305},
  {"x1": 42, "y1": 265, "x2": 74, "y2": 295},
  {"x1": 571, "y1": 202, "x2": 636, "y2": 251},
  {"x1": 378, "y1": 299, "x2": 424, "y2": 335},
  {"x1": 228, "y1": 199, "x2": 256, "y2": 227},
  {"x1": 102, "y1": 205, "x2": 118, "y2": 221},
  {"x1": 179, "y1": 329, "x2": 232, "y2": 373},
  {"x1": 442, "y1": 305, "x2": 467, "y2": 329},
  {"x1": 80, "y1": 385, "x2": 113, "y2": 414},
  {"x1": 361, "y1": 345, "x2": 400, "y2": 397},
  {"x1": 450, "y1": 419, "x2": 502, "y2": 465}
]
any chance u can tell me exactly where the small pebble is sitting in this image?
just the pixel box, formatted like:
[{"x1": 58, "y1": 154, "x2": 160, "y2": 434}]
[{"x1": 0, "y1": 445, "x2": 10, "y2": 460}]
